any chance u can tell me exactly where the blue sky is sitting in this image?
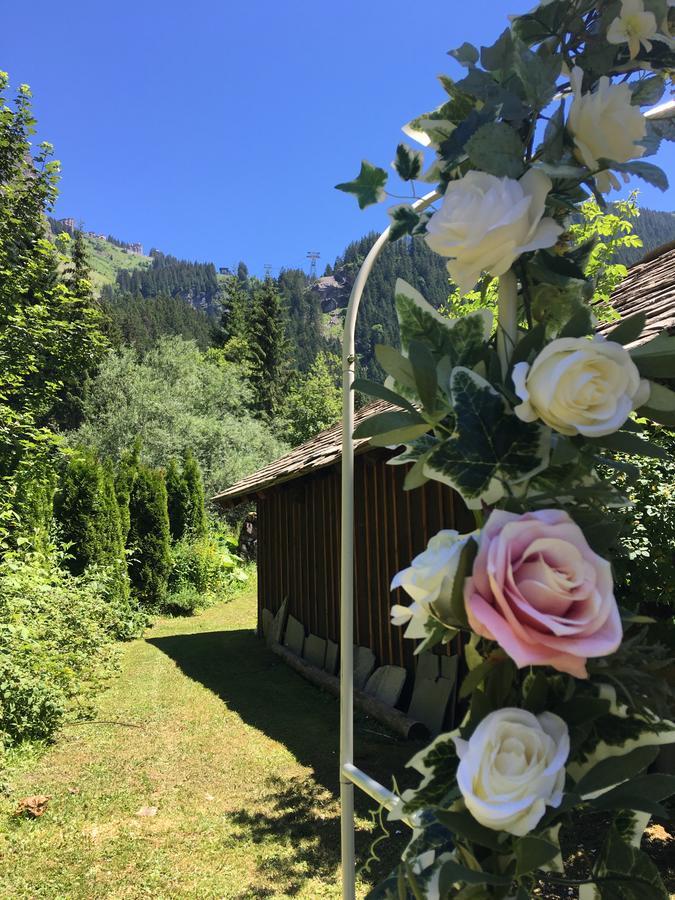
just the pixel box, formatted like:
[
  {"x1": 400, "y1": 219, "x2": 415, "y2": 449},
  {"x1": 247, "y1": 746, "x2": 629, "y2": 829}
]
[{"x1": 2, "y1": 0, "x2": 673, "y2": 278}]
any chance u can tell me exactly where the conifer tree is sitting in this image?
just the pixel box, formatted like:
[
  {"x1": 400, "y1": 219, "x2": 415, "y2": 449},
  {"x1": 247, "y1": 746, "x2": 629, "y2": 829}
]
[
  {"x1": 182, "y1": 448, "x2": 207, "y2": 537},
  {"x1": 246, "y1": 278, "x2": 290, "y2": 419},
  {"x1": 54, "y1": 451, "x2": 129, "y2": 602},
  {"x1": 127, "y1": 464, "x2": 171, "y2": 606},
  {"x1": 165, "y1": 458, "x2": 190, "y2": 540},
  {"x1": 115, "y1": 439, "x2": 140, "y2": 543}
]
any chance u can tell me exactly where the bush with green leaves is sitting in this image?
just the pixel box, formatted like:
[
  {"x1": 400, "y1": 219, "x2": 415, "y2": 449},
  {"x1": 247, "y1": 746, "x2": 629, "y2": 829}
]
[
  {"x1": 72, "y1": 336, "x2": 287, "y2": 498},
  {"x1": 53, "y1": 450, "x2": 130, "y2": 605},
  {"x1": 0, "y1": 547, "x2": 141, "y2": 747},
  {"x1": 127, "y1": 464, "x2": 171, "y2": 607},
  {"x1": 166, "y1": 529, "x2": 248, "y2": 615}
]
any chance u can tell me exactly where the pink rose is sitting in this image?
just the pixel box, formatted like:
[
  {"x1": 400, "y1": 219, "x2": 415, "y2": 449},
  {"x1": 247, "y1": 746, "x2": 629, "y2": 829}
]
[{"x1": 464, "y1": 509, "x2": 622, "y2": 678}]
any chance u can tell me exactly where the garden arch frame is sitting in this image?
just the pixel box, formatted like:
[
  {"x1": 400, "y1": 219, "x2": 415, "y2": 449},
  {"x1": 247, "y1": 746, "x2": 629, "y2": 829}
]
[{"x1": 337, "y1": 98, "x2": 675, "y2": 900}]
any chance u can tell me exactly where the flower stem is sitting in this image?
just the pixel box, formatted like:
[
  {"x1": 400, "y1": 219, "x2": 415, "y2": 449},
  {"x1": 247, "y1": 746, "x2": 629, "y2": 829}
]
[{"x1": 497, "y1": 269, "x2": 519, "y2": 377}]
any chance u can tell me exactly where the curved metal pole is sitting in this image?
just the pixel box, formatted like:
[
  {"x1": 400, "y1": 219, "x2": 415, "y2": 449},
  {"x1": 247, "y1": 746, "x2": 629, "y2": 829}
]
[{"x1": 339, "y1": 189, "x2": 440, "y2": 899}]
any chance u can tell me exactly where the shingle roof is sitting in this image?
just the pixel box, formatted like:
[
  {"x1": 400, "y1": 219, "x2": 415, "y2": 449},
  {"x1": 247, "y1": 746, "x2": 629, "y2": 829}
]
[
  {"x1": 211, "y1": 399, "x2": 393, "y2": 506},
  {"x1": 213, "y1": 242, "x2": 675, "y2": 506},
  {"x1": 597, "y1": 241, "x2": 675, "y2": 346}
]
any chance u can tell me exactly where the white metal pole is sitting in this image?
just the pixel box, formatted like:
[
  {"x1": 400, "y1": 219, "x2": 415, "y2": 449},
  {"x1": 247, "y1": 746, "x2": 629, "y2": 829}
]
[{"x1": 339, "y1": 190, "x2": 439, "y2": 899}]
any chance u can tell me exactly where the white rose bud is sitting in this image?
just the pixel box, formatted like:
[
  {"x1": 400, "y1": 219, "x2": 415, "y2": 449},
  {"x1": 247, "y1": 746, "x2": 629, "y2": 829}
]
[
  {"x1": 567, "y1": 66, "x2": 646, "y2": 193},
  {"x1": 454, "y1": 708, "x2": 569, "y2": 836},
  {"x1": 425, "y1": 169, "x2": 563, "y2": 295},
  {"x1": 390, "y1": 529, "x2": 471, "y2": 640},
  {"x1": 513, "y1": 336, "x2": 650, "y2": 437}
]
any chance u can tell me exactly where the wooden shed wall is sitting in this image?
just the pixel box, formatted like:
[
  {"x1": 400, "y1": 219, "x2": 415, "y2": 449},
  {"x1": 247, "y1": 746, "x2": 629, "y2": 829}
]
[{"x1": 256, "y1": 449, "x2": 474, "y2": 672}]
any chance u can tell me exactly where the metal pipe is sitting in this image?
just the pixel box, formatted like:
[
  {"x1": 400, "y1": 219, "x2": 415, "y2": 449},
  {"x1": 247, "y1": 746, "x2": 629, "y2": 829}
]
[
  {"x1": 342, "y1": 763, "x2": 422, "y2": 829},
  {"x1": 339, "y1": 189, "x2": 440, "y2": 899}
]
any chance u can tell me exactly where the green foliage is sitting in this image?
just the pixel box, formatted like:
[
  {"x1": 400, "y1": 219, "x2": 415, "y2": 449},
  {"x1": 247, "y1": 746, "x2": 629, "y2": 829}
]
[
  {"x1": 335, "y1": 160, "x2": 388, "y2": 209},
  {"x1": 0, "y1": 74, "x2": 107, "y2": 480},
  {"x1": 53, "y1": 451, "x2": 125, "y2": 575},
  {"x1": 612, "y1": 427, "x2": 675, "y2": 639},
  {"x1": 165, "y1": 458, "x2": 190, "y2": 541},
  {"x1": 281, "y1": 352, "x2": 342, "y2": 446},
  {"x1": 0, "y1": 547, "x2": 140, "y2": 746},
  {"x1": 71, "y1": 336, "x2": 287, "y2": 498},
  {"x1": 127, "y1": 465, "x2": 171, "y2": 607},
  {"x1": 116, "y1": 250, "x2": 220, "y2": 311},
  {"x1": 102, "y1": 290, "x2": 214, "y2": 352},
  {"x1": 182, "y1": 449, "x2": 207, "y2": 538},
  {"x1": 246, "y1": 279, "x2": 291, "y2": 419},
  {"x1": 166, "y1": 529, "x2": 247, "y2": 614}
]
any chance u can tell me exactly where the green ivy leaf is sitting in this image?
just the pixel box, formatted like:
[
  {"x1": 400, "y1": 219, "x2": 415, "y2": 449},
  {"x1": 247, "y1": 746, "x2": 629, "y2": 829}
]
[
  {"x1": 352, "y1": 409, "x2": 429, "y2": 448},
  {"x1": 335, "y1": 160, "x2": 388, "y2": 209},
  {"x1": 424, "y1": 368, "x2": 550, "y2": 508},
  {"x1": 466, "y1": 121, "x2": 525, "y2": 178},
  {"x1": 388, "y1": 204, "x2": 420, "y2": 242},
  {"x1": 395, "y1": 279, "x2": 491, "y2": 368},
  {"x1": 393, "y1": 143, "x2": 424, "y2": 181},
  {"x1": 540, "y1": 100, "x2": 565, "y2": 163}
]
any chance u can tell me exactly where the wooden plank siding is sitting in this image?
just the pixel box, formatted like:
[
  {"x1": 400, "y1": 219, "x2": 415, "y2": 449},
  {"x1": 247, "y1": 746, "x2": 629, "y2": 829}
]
[{"x1": 256, "y1": 448, "x2": 474, "y2": 673}]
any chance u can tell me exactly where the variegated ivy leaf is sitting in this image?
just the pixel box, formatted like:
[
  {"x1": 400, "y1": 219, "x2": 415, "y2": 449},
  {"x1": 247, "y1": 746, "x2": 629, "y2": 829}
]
[
  {"x1": 395, "y1": 279, "x2": 492, "y2": 368},
  {"x1": 335, "y1": 160, "x2": 388, "y2": 209},
  {"x1": 392, "y1": 142, "x2": 424, "y2": 181},
  {"x1": 387, "y1": 204, "x2": 420, "y2": 242},
  {"x1": 424, "y1": 367, "x2": 550, "y2": 509}
]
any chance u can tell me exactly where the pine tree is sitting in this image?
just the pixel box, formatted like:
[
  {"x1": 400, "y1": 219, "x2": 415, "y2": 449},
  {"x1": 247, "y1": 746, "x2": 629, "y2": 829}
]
[
  {"x1": 218, "y1": 275, "x2": 249, "y2": 345},
  {"x1": 127, "y1": 465, "x2": 171, "y2": 607},
  {"x1": 165, "y1": 458, "x2": 190, "y2": 540},
  {"x1": 246, "y1": 278, "x2": 290, "y2": 418},
  {"x1": 182, "y1": 448, "x2": 207, "y2": 537}
]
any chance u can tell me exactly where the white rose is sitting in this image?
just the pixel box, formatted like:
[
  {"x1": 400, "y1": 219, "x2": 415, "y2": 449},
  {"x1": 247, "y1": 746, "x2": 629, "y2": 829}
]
[
  {"x1": 390, "y1": 529, "x2": 471, "y2": 640},
  {"x1": 567, "y1": 66, "x2": 646, "y2": 193},
  {"x1": 453, "y1": 708, "x2": 569, "y2": 836},
  {"x1": 513, "y1": 336, "x2": 650, "y2": 437},
  {"x1": 425, "y1": 169, "x2": 563, "y2": 295}
]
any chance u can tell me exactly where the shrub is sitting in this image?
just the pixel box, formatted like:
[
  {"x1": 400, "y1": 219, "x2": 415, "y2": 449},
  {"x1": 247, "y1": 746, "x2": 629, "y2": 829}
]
[
  {"x1": 53, "y1": 450, "x2": 129, "y2": 606},
  {"x1": 166, "y1": 530, "x2": 248, "y2": 614},
  {"x1": 127, "y1": 464, "x2": 171, "y2": 607},
  {"x1": 182, "y1": 449, "x2": 207, "y2": 537},
  {"x1": 0, "y1": 548, "x2": 140, "y2": 746},
  {"x1": 165, "y1": 458, "x2": 190, "y2": 540}
]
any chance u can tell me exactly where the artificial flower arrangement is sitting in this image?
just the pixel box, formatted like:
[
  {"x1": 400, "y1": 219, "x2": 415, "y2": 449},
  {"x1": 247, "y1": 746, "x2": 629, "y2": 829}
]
[{"x1": 337, "y1": 0, "x2": 675, "y2": 897}]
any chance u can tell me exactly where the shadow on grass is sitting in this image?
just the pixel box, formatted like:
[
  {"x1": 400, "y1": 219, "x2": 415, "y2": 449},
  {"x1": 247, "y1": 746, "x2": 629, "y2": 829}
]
[{"x1": 148, "y1": 627, "x2": 418, "y2": 894}]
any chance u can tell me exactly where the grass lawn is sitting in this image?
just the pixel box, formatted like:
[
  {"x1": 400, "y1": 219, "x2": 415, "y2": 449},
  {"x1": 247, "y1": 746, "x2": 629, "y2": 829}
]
[{"x1": 0, "y1": 581, "x2": 419, "y2": 899}]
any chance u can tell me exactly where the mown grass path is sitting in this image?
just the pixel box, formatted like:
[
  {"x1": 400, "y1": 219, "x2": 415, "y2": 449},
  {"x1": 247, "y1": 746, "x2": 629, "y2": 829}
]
[{"x1": 0, "y1": 584, "x2": 414, "y2": 899}]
